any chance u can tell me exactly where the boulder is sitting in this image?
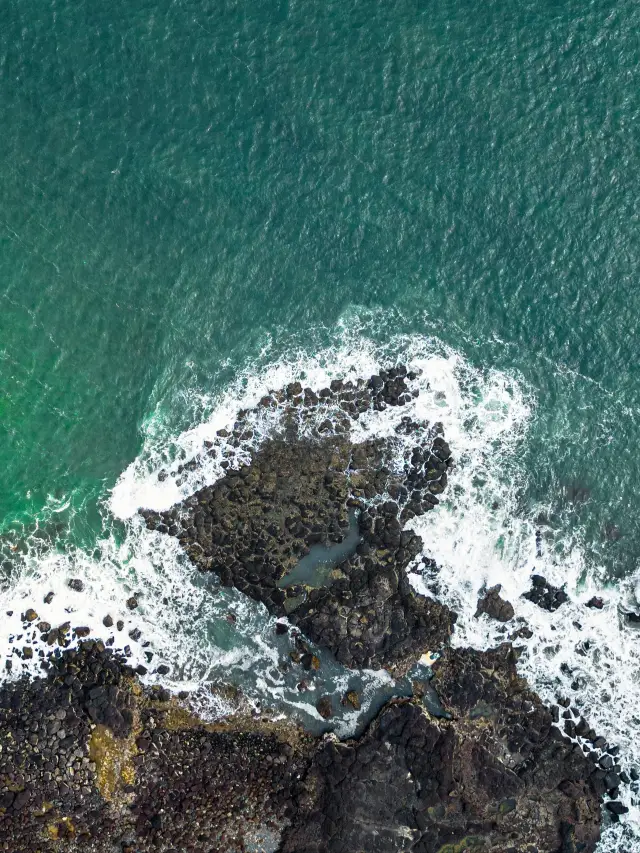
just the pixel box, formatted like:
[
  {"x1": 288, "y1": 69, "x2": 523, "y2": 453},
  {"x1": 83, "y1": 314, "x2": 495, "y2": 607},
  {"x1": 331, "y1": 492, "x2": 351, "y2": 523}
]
[{"x1": 475, "y1": 584, "x2": 515, "y2": 622}]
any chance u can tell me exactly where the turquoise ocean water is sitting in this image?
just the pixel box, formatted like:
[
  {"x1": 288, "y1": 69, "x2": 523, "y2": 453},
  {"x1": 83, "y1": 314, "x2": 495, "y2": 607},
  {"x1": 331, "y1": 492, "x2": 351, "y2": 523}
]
[{"x1": 2, "y1": 1, "x2": 640, "y2": 847}]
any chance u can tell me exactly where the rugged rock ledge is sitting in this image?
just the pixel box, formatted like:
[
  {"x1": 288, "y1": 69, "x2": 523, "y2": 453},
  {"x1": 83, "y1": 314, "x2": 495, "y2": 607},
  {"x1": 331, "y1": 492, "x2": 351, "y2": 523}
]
[
  {"x1": 0, "y1": 640, "x2": 601, "y2": 852},
  {"x1": 142, "y1": 367, "x2": 456, "y2": 676},
  {"x1": 282, "y1": 643, "x2": 601, "y2": 853}
]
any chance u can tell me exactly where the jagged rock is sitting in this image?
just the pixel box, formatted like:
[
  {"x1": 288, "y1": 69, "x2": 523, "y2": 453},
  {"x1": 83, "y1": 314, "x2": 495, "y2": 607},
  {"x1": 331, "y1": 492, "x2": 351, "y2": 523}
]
[
  {"x1": 475, "y1": 584, "x2": 515, "y2": 622},
  {"x1": 523, "y1": 574, "x2": 569, "y2": 612},
  {"x1": 0, "y1": 641, "x2": 603, "y2": 852},
  {"x1": 140, "y1": 370, "x2": 456, "y2": 675},
  {"x1": 281, "y1": 644, "x2": 602, "y2": 853}
]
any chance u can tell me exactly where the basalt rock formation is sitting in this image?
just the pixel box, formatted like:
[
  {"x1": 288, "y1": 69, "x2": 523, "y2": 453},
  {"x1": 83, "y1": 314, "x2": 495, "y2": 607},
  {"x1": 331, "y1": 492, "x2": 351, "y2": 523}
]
[
  {"x1": 281, "y1": 643, "x2": 602, "y2": 853},
  {"x1": 0, "y1": 641, "x2": 312, "y2": 853},
  {"x1": 142, "y1": 367, "x2": 456, "y2": 675},
  {"x1": 0, "y1": 641, "x2": 601, "y2": 853},
  {"x1": 0, "y1": 367, "x2": 605, "y2": 851}
]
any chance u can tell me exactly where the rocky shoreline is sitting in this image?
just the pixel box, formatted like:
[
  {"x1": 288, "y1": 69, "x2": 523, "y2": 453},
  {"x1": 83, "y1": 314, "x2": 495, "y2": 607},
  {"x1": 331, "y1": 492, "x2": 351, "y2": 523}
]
[
  {"x1": 143, "y1": 368, "x2": 456, "y2": 676},
  {"x1": 0, "y1": 366, "x2": 625, "y2": 850},
  {"x1": 0, "y1": 637, "x2": 603, "y2": 852}
]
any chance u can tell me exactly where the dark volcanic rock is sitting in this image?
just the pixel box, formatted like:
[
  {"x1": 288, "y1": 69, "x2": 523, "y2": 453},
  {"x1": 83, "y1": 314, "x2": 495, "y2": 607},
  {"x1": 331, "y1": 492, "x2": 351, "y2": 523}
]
[
  {"x1": 523, "y1": 574, "x2": 570, "y2": 612},
  {"x1": 0, "y1": 643, "x2": 311, "y2": 853},
  {"x1": 281, "y1": 644, "x2": 602, "y2": 853},
  {"x1": 316, "y1": 695, "x2": 333, "y2": 720},
  {"x1": 0, "y1": 640, "x2": 602, "y2": 852},
  {"x1": 475, "y1": 583, "x2": 515, "y2": 622},
  {"x1": 141, "y1": 371, "x2": 456, "y2": 675}
]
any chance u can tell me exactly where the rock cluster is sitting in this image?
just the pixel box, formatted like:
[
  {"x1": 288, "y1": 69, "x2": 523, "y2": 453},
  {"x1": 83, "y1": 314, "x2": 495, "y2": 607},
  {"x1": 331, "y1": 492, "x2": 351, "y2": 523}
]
[
  {"x1": 281, "y1": 643, "x2": 602, "y2": 853},
  {"x1": 142, "y1": 367, "x2": 456, "y2": 675},
  {"x1": 0, "y1": 639, "x2": 603, "y2": 853},
  {"x1": 0, "y1": 643, "x2": 312, "y2": 852},
  {"x1": 0, "y1": 368, "x2": 613, "y2": 850},
  {"x1": 523, "y1": 574, "x2": 569, "y2": 612}
]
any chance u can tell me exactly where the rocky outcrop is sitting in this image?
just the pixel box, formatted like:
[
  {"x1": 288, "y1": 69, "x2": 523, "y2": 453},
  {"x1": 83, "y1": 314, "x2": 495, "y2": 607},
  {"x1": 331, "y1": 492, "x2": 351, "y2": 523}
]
[
  {"x1": 142, "y1": 367, "x2": 456, "y2": 675},
  {"x1": 0, "y1": 367, "x2": 606, "y2": 851},
  {"x1": 0, "y1": 642, "x2": 601, "y2": 852},
  {"x1": 523, "y1": 574, "x2": 569, "y2": 612},
  {"x1": 476, "y1": 584, "x2": 515, "y2": 622},
  {"x1": 0, "y1": 641, "x2": 312, "y2": 853},
  {"x1": 281, "y1": 644, "x2": 602, "y2": 853}
]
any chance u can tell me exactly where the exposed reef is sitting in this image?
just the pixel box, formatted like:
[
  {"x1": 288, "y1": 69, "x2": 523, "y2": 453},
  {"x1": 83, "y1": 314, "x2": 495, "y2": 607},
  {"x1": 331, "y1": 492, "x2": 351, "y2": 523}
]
[
  {"x1": 0, "y1": 368, "x2": 610, "y2": 851},
  {"x1": 142, "y1": 367, "x2": 456, "y2": 676},
  {"x1": 282, "y1": 644, "x2": 601, "y2": 853},
  {"x1": 0, "y1": 640, "x2": 602, "y2": 853}
]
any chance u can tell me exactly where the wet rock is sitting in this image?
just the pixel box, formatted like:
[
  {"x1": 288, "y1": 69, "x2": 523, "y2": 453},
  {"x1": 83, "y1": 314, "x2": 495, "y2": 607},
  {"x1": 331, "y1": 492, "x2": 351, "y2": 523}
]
[
  {"x1": 586, "y1": 596, "x2": 604, "y2": 610},
  {"x1": 281, "y1": 645, "x2": 601, "y2": 853},
  {"x1": 475, "y1": 584, "x2": 515, "y2": 622},
  {"x1": 23, "y1": 608, "x2": 38, "y2": 623},
  {"x1": 0, "y1": 639, "x2": 606, "y2": 852},
  {"x1": 126, "y1": 597, "x2": 138, "y2": 610},
  {"x1": 43, "y1": 591, "x2": 55, "y2": 604},
  {"x1": 523, "y1": 574, "x2": 569, "y2": 612},
  {"x1": 301, "y1": 653, "x2": 320, "y2": 671},
  {"x1": 68, "y1": 578, "x2": 85, "y2": 592},
  {"x1": 606, "y1": 800, "x2": 628, "y2": 816},
  {"x1": 316, "y1": 696, "x2": 333, "y2": 720},
  {"x1": 510, "y1": 625, "x2": 533, "y2": 640},
  {"x1": 140, "y1": 375, "x2": 456, "y2": 676},
  {"x1": 342, "y1": 690, "x2": 361, "y2": 711},
  {"x1": 103, "y1": 614, "x2": 114, "y2": 628}
]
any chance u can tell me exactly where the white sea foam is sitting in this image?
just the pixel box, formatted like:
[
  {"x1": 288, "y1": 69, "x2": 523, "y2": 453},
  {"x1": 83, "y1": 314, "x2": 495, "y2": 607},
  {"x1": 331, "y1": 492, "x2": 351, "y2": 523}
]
[{"x1": 2, "y1": 327, "x2": 638, "y2": 848}]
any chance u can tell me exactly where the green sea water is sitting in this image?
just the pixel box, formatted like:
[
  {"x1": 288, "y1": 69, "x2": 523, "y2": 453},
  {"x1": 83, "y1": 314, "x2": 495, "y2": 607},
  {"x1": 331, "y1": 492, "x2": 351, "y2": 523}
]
[
  {"x1": 1, "y1": 0, "x2": 639, "y2": 560},
  {"x1": 2, "y1": 0, "x2": 640, "y2": 844}
]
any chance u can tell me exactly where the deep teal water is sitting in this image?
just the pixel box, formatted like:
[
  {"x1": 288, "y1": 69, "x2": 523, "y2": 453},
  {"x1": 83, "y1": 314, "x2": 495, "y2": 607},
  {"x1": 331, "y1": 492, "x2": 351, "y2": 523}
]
[{"x1": 2, "y1": 0, "x2": 639, "y2": 574}]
